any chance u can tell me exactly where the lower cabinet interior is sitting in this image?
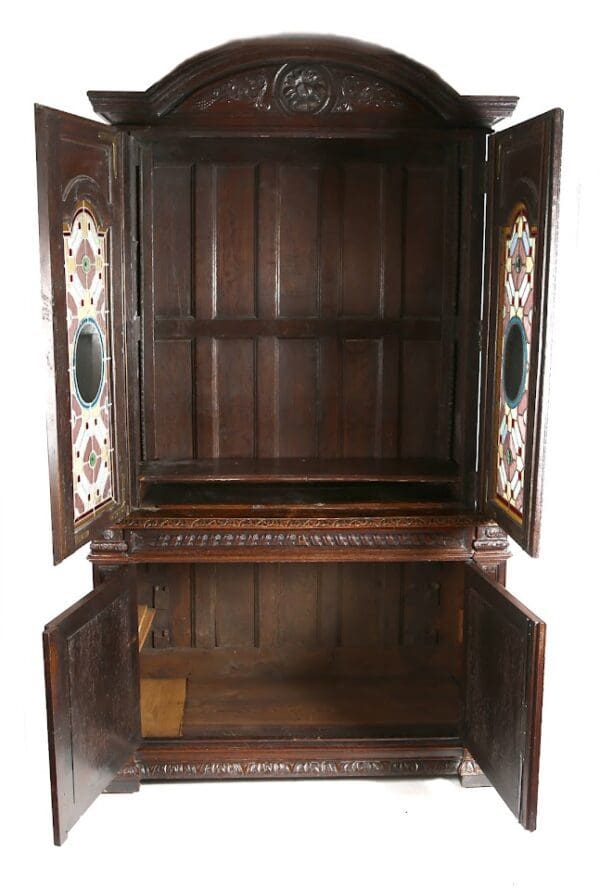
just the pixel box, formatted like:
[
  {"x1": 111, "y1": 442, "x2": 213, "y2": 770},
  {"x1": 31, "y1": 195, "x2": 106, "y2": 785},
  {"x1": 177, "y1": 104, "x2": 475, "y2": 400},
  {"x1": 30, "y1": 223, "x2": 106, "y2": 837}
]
[{"x1": 136, "y1": 561, "x2": 464, "y2": 742}]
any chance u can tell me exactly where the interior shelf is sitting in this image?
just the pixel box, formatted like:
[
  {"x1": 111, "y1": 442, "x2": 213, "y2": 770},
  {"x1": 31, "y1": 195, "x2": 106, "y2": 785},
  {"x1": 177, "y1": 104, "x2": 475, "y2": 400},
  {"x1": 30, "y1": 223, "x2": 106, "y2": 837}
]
[
  {"x1": 140, "y1": 673, "x2": 460, "y2": 741},
  {"x1": 139, "y1": 458, "x2": 460, "y2": 484},
  {"x1": 139, "y1": 459, "x2": 461, "y2": 507}
]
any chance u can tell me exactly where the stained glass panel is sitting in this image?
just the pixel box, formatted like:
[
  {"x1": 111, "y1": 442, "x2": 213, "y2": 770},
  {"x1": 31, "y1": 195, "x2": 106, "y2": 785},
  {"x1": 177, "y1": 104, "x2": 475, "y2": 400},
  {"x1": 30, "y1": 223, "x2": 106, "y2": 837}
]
[
  {"x1": 494, "y1": 207, "x2": 536, "y2": 519},
  {"x1": 63, "y1": 205, "x2": 114, "y2": 522}
]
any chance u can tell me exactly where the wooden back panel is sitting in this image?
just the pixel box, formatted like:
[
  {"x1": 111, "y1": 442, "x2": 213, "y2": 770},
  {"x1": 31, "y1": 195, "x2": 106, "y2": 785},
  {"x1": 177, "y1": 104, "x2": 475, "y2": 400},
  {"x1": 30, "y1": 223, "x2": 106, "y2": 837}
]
[
  {"x1": 137, "y1": 560, "x2": 463, "y2": 680},
  {"x1": 136, "y1": 135, "x2": 479, "y2": 492}
]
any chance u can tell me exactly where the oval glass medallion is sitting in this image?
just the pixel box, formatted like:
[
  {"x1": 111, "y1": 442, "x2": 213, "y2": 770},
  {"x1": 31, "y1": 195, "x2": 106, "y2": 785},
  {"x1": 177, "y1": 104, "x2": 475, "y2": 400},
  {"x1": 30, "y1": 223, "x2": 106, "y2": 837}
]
[
  {"x1": 73, "y1": 318, "x2": 104, "y2": 406},
  {"x1": 502, "y1": 317, "x2": 527, "y2": 408}
]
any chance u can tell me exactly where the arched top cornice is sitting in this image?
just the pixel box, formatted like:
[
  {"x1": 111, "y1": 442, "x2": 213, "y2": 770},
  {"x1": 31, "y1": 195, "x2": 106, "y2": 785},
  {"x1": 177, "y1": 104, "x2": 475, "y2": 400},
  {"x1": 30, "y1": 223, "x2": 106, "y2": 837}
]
[{"x1": 88, "y1": 35, "x2": 517, "y2": 128}]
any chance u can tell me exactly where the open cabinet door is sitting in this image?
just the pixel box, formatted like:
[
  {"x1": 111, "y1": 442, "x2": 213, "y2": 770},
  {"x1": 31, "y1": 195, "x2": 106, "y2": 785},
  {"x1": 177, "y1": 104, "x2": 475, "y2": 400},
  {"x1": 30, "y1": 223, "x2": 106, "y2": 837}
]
[
  {"x1": 481, "y1": 110, "x2": 562, "y2": 556},
  {"x1": 36, "y1": 106, "x2": 129, "y2": 563},
  {"x1": 463, "y1": 564, "x2": 545, "y2": 830},
  {"x1": 43, "y1": 568, "x2": 140, "y2": 845}
]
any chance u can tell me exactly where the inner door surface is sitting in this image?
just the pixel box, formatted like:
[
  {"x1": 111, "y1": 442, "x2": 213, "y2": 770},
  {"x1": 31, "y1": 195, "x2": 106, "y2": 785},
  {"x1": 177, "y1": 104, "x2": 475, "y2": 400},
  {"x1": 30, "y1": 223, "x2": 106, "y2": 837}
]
[
  {"x1": 35, "y1": 105, "x2": 129, "y2": 562},
  {"x1": 463, "y1": 563, "x2": 545, "y2": 830},
  {"x1": 43, "y1": 568, "x2": 140, "y2": 845}
]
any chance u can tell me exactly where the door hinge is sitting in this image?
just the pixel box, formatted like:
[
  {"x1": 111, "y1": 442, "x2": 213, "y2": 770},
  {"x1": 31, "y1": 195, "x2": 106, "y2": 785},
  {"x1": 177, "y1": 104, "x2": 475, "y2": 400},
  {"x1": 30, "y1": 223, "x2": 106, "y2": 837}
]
[
  {"x1": 480, "y1": 158, "x2": 489, "y2": 195},
  {"x1": 476, "y1": 319, "x2": 484, "y2": 351}
]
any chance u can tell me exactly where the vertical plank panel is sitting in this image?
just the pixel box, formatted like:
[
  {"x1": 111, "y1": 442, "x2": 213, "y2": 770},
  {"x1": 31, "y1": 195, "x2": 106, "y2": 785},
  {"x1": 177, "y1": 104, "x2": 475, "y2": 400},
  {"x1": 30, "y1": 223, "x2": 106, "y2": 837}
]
[
  {"x1": 215, "y1": 565, "x2": 256, "y2": 648},
  {"x1": 277, "y1": 339, "x2": 318, "y2": 457},
  {"x1": 342, "y1": 338, "x2": 382, "y2": 457},
  {"x1": 194, "y1": 163, "x2": 216, "y2": 320},
  {"x1": 194, "y1": 565, "x2": 217, "y2": 649},
  {"x1": 382, "y1": 564, "x2": 403, "y2": 647},
  {"x1": 341, "y1": 163, "x2": 382, "y2": 316},
  {"x1": 382, "y1": 163, "x2": 404, "y2": 319},
  {"x1": 319, "y1": 164, "x2": 342, "y2": 318},
  {"x1": 152, "y1": 164, "x2": 192, "y2": 317},
  {"x1": 277, "y1": 564, "x2": 319, "y2": 645},
  {"x1": 216, "y1": 338, "x2": 255, "y2": 457},
  {"x1": 316, "y1": 338, "x2": 340, "y2": 457},
  {"x1": 404, "y1": 166, "x2": 446, "y2": 317},
  {"x1": 380, "y1": 336, "x2": 400, "y2": 457},
  {"x1": 258, "y1": 565, "x2": 280, "y2": 648},
  {"x1": 400, "y1": 340, "x2": 442, "y2": 458},
  {"x1": 195, "y1": 337, "x2": 216, "y2": 458},
  {"x1": 153, "y1": 339, "x2": 194, "y2": 458},
  {"x1": 257, "y1": 162, "x2": 278, "y2": 319},
  {"x1": 402, "y1": 563, "x2": 441, "y2": 646},
  {"x1": 216, "y1": 164, "x2": 257, "y2": 318},
  {"x1": 279, "y1": 165, "x2": 320, "y2": 317},
  {"x1": 318, "y1": 564, "x2": 340, "y2": 646},
  {"x1": 256, "y1": 337, "x2": 277, "y2": 457},
  {"x1": 340, "y1": 564, "x2": 384, "y2": 647}
]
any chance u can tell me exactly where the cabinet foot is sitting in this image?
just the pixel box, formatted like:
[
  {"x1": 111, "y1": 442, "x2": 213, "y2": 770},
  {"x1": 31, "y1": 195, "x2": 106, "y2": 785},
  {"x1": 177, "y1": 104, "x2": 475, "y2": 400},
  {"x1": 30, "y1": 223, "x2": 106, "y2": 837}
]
[
  {"x1": 104, "y1": 775, "x2": 140, "y2": 794},
  {"x1": 458, "y1": 752, "x2": 491, "y2": 788}
]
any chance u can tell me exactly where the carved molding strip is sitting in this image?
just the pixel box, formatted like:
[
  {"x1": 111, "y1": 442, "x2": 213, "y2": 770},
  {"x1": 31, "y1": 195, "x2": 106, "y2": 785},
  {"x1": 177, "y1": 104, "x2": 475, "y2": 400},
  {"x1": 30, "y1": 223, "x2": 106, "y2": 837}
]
[
  {"x1": 132, "y1": 530, "x2": 468, "y2": 551},
  {"x1": 119, "y1": 758, "x2": 459, "y2": 780},
  {"x1": 119, "y1": 515, "x2": 477, "y2": 530}
]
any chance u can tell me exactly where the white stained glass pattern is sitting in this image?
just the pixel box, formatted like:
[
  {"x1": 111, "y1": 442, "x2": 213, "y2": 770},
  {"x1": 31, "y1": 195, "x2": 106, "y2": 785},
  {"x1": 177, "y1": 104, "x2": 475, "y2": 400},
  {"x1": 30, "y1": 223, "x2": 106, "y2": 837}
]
[{"x1": 63, "y1": 205, "x2": 114, "y2": 522}]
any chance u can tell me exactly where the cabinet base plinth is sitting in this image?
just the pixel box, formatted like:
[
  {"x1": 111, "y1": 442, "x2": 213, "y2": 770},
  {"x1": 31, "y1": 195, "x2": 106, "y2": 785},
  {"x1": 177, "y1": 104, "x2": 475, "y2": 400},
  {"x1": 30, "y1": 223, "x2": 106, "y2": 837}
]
[{"x1": 116, "y1": 739, "x2": 464, "y2": 783}]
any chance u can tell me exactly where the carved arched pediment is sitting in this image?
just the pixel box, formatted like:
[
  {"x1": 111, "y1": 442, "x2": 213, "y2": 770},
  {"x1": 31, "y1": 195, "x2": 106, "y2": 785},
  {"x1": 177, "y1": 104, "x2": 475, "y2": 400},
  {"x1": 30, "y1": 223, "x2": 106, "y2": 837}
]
[{"x1": 88, "y1": 35, "x2": 517, "y2": 129}]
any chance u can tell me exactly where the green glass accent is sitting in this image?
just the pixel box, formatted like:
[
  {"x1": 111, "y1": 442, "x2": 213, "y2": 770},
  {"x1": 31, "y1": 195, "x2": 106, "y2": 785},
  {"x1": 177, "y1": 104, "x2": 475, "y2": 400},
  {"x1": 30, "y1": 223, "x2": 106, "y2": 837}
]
[
  {"x1": 514, "y1": 254, "x2": 523, "y2": 273},
  {"x1": 505, "y1": 448, "x2": 513, "y2": 465},
  {"x1": 81, "y1": 255, "x2": 91, "y2": 274},
  {"x1": 89, "y1": 451, "x2": 97, "y2": 468}
]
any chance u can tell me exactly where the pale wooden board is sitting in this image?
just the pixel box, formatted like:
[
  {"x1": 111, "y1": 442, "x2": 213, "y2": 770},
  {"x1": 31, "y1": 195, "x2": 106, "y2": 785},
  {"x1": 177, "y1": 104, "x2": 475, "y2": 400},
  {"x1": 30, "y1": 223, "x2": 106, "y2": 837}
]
[
  {"x1": 137, "y1": 605, "x2": 156, "y2": 651},
  {"x1": 140, "y1": 678, "x2": 187, "y2": 737}
]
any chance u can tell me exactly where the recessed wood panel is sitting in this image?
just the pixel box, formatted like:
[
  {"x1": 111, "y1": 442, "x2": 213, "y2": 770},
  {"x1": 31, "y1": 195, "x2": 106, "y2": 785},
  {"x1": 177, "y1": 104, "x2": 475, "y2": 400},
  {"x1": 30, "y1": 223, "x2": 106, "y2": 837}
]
[
  {"x1": 342, "y1": 163, "x2": 382, "y2": 316},
  {"x1": 404, "y1": 166, "x2": 446, "y2": 318},
  {"x1": 153, "y1": 339, "x2": 194, "y2": 459},
  {"x1": 278, "y1": 165, "x2": 320, "y2": 317},
  {"x1": 139, "y1": 562, "x2": 457, "y2": 668},
  {"x1": 144, "y1": 143, "x2": 462, "y2": 476},
  {"x1": 215, "y1": 164, "x2": 257, "y2": 318},
  {"x1": 400, "y1": 340, "x2": 443, "y2": 459},
  {"x1": 153, "y1": 164, "x2": 193, "y2": 317},
  {"x1": 340, "y1": 563, "x2": 385, "y2": 647},
  {"x1": 215, "y1": 564, "x2": 256, "y2": 648},
  {"x1": 277, "y1": 339, "x2": 318, "y2": 457},
  {"x1": 342, "y1": 338, "x2": 382, "y2": 457},
  {"x1": 277, "y1": 564, "x2": 319, "y2": 646},
  {"x1": 215, "y1": 338, "x2": 255, "y2": 457},
  {"x1": 194, "y1": 163, "x2": 216, "y2": 319}
]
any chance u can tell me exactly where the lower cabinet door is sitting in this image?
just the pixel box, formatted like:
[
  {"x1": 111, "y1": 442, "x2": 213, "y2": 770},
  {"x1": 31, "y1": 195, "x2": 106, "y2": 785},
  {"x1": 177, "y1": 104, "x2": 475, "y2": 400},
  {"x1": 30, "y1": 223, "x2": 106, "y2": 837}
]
[
  {"x1": 463, "y1": 563, "x2": 546, "y2": 830},
  {"x1": 43, "y1": 567, "x2": 140, "y2": 845}
]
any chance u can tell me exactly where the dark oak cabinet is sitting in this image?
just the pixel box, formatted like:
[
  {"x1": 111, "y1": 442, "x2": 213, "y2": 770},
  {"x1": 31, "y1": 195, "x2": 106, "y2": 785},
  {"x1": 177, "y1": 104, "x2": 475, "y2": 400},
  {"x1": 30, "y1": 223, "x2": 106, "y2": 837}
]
[{"x1": 35, "y1": 36, "x2": 561, "y2": 844}]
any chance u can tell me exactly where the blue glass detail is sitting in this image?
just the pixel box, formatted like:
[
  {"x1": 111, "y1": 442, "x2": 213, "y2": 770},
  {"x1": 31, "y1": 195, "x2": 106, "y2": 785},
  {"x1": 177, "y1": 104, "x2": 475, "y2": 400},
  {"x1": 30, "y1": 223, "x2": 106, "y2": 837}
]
[{"x1": 72, "y1": 317, "x2": 105, "y2": 408}]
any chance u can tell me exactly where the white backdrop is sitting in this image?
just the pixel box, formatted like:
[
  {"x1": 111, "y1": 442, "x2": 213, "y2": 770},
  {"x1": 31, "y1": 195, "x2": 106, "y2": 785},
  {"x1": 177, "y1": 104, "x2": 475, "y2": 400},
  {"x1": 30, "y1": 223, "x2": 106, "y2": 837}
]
[{"x1": 0, "y1": 3, "x2": 598, "y2": 885}]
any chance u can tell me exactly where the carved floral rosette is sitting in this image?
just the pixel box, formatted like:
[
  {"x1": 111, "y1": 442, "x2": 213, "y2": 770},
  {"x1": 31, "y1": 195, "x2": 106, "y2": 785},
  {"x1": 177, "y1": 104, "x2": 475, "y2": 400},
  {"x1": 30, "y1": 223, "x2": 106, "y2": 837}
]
[{"x1": 185, "y1": 64, "x2": 407, "y2": 117}]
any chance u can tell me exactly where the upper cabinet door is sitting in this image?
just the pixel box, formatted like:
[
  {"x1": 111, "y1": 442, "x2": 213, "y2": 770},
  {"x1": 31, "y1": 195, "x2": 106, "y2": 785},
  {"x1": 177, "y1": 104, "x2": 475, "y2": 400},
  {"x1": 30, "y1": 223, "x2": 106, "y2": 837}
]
[
  {"x1": 35, "y1": 106, "x2": 129, "y2": 563},
  {"x1": 43, "y1": 568, "x2": 140, "y2": 845},
  {"x1": 481, "y1": 110, "x2": 562, "y2": 556}
]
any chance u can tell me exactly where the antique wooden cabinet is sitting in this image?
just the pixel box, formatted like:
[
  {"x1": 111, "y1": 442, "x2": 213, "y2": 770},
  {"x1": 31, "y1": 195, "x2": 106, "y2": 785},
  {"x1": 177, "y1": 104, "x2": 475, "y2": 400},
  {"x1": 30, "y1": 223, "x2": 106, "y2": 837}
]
[{"x1": 36, "y1": 36, "x2": 562, "y2": 844}]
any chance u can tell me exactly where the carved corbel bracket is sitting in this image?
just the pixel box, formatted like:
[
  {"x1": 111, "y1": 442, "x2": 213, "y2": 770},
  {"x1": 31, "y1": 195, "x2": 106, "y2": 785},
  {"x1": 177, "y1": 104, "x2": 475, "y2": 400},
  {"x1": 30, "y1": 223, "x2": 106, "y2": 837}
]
[
  {"x1": 458, "y1": 751, "x2": 491, "y2": 788},
  {"x1": 90, "y1": 527, "x2": 129, "y2": 556}
]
